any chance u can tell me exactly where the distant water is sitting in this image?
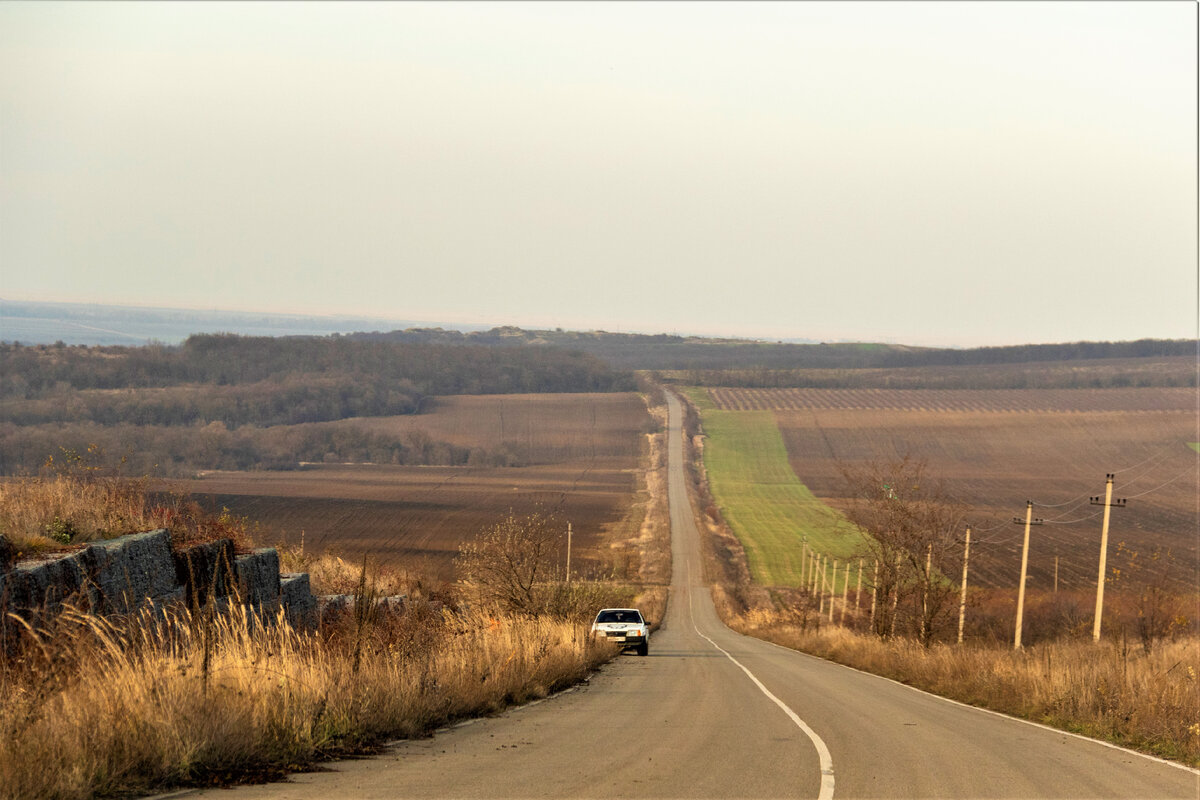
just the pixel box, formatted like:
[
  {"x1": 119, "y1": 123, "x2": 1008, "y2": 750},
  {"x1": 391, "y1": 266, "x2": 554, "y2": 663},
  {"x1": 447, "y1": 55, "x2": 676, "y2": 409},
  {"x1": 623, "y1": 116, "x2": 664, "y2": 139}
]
[{"x1": 0, "y1": 300, "x2": 482, "y2": 346}]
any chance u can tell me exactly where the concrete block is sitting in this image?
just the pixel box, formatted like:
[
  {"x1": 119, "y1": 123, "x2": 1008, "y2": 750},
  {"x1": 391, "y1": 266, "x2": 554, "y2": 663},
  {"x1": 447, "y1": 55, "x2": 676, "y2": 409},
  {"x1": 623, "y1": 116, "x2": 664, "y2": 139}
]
[
  {"x1": 280, "y1": 573, "x2": 318, "y2": 630},
  {"x1": 173, "y1": 539, "x2": 236, "y2": 608},
  {"x1": 0, "y1": 529, "x2": 175, "y2": 616},
  {"x1": 0, "y1": 551, "x2": 90, "y2": 611},
  {"x1": 379, "y1": 595, "x2": 408, "y2": 615},
  {"x1": 236, "y1": 548, "x2": 280, "y2": 606},
  {"x1": 83, "y1": 529, "x2": 176, "y2": 614},
  {"x1": 318, "y1": 594, "x2": 354, "y2": 626},
  {"x1": 0, "y1": 534, "x2": 15, "y2": 573}
]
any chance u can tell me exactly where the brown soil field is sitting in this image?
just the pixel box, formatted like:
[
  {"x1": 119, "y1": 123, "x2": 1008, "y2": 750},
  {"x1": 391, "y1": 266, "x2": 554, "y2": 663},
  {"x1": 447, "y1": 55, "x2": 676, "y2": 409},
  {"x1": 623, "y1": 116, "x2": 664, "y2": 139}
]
[
  {"x1": 673, "y1": 355, "x2": 1196, "y2": 390},
  {"x1": 706, "y1": 388, "x2": 1197, "y2": 593},
  {"x1": 177, "y1": 393, "x2": 652, "y2": 580},
  {"x1": 347, "y1": 393, "x2": 649, "y2": 463},
  {"x1": 708, "y1": 386, "x2": 1197, "y2": 412}
]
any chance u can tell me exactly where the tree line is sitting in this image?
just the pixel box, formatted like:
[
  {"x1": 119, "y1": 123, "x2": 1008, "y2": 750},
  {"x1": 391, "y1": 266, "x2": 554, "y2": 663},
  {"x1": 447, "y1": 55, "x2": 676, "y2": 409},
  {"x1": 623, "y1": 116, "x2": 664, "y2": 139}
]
[
  {"x1": 0, "y1": 335, "x2": 636, "y2": 475},
  {"x1": 349, "y1": 328, "x2": 1193, "y2": 371},
  {"x1": 1, "y1": 335, "x2": 634, "y2": 397},
  {"x1": 0, "y1": 420, "x2": 547, "y2": 476}
]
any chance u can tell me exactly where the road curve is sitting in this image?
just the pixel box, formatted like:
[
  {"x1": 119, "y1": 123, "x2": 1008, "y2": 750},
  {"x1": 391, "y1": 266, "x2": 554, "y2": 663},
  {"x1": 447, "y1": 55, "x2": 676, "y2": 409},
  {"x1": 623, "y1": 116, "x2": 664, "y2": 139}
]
[{"x1": 178, "y1": 393, "x2": 1199, "y2": 799}]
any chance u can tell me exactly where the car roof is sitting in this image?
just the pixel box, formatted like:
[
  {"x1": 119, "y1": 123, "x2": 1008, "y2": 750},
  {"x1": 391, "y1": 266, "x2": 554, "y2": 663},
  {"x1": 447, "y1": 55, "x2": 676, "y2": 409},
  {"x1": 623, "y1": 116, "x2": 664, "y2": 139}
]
[{"x1": 596, "y1": 608, "x2": 641, "y2": 613}]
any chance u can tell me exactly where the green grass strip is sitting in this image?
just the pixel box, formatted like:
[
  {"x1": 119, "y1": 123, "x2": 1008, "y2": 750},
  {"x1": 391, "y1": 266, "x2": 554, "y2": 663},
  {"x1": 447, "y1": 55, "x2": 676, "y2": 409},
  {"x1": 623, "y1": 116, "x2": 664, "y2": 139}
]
[
  {"x1": 1189, "y1": 443, "x2": 1200, "y2": 454},
  {"x1": 697, "y1": 399, "x2": 869, "y2": 589}
]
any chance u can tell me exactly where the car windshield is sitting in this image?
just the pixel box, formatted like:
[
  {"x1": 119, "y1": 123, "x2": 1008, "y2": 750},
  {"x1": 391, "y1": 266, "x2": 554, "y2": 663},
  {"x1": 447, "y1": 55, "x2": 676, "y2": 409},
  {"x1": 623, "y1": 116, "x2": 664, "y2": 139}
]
[{"x1": 596, "y1": 610, "x2": 642, "y2": 624}]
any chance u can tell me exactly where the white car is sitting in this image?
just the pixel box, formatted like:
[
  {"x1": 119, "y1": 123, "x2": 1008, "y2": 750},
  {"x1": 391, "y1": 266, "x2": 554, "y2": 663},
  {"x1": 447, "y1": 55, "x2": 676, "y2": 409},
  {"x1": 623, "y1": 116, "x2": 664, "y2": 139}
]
[{"x1": 591, "y1": 608, "x2": 649, "y2": 656}]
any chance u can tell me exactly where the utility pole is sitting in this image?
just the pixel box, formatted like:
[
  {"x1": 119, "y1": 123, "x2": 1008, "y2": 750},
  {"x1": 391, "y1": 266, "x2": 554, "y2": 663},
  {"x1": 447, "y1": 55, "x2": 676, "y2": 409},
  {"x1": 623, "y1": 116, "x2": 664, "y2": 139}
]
[
  {"x1": 869, "y1": 559, "x2": 878, "y2": 631},
  {"x1": 890, "y1": 554, "x2": 901, "y2": 638},
  {"x1": 800, "y1": 538, "x2": 808, "y2": 592},
  {"x1": 855, "y1": 558, "x2": 863, "y2": 612},
  {"x1": 1013, "y1": 501, "x2": 1044, "y2": 650},
  {"x1": 1091, "y1": 474, "x2": 1127, "y2": 642},
  {"x1": 829, "y1": 559, "x2": 838, "y2": 622},
  {"x1": 958, "y1": 526, "x2": 971, "y2": 645},
  {"x1": 1054, "y1": 556, "x2": 1058, "y2": 594},
  {"x1": 840, "y1": 561, "x2": 850, "y2": 625},
  {"x1": 921, "y1": 543, "x2": 933, "y2": 644},
  {"x1": 566, "y1": 522, "x2": 572, "y2": 583},
  {"x1": 818, "y1": 555, "x2": 827, "y2": 615}
]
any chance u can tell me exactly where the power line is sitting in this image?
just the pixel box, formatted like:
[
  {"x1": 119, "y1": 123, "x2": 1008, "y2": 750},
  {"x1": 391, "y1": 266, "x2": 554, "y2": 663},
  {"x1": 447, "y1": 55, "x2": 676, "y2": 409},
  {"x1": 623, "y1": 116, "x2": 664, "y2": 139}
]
[
  {"x1": 1111, "y1": 442, "x2": 1183, "y2": 475},
  {"x1": 1039, "y1": 497, "x2": 1095, "y2": 521},
  {"x1": 1029, "y1": 442, "x2": 1189, "y2": 508},
  {"x1": 1041, "y1": 510, "x2": 1104, "y2": 525},
  {"x1": 1030, "y1": 492, "x2": 1093, "y2": 509},
  {"x1": 1123, "y1": 463, "x2": 1199, "y2": 499}
]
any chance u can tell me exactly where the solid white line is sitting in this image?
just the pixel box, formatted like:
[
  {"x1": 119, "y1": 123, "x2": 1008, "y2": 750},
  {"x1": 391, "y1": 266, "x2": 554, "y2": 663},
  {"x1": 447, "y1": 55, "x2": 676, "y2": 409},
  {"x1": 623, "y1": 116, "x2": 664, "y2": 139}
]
[
  {"x1": 747, "y1": 631, "x2": 1200, "y2": 777},
  {"x1": 687, "y1": 562, "x2": 836, "y2": 800}
]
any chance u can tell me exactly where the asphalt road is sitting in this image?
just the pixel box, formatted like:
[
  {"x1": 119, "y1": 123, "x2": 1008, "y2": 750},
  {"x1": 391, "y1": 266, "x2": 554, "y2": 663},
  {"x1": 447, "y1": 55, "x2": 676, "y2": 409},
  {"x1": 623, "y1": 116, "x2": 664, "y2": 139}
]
[{"x1": 178, "y1": 393, "x2": 1199, "y2": 799}]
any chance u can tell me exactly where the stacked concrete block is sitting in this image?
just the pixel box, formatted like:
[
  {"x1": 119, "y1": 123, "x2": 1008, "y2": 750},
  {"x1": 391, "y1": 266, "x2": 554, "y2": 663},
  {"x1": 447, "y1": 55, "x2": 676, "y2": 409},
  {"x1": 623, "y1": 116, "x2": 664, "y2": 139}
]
[
  {"x1": 0, "y1": 529, "x2": 176, "y2": 615},
  {"x1": 173, "y1": 538, "x2": 237, "y2": 609},
  {"x1": 236, "y1": 548, "x2": 281, "y2": 606},
  {"x1": 0, "y1": 534, "x2": 15, "y2": 573},
  {"x1": 86, "y1": 530, "x2": 178, "y2": 614},
  {"x1": 318, "y1": 593, "x2": 355, "y2": 626},
  {"x1": 0, "y1": 531, "x2": 323, "y2": 633},
  {"x1": 281, "y1": 573, "x2": 318, "y2": 629},
  {"x1": 316, "y1": 593, "x2": 415, "y2": 627}
]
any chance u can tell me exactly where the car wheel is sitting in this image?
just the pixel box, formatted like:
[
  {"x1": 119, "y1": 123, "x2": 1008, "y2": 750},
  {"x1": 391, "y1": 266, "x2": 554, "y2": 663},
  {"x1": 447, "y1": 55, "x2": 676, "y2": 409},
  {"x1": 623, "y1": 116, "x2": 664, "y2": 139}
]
[{"x1": 637, "y1": 643, "x2": 648, "y2": 656}]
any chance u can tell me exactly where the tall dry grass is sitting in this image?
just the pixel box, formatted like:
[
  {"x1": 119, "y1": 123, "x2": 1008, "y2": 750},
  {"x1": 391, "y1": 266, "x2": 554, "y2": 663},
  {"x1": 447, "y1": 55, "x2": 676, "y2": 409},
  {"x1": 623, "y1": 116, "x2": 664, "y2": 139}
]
[
  {"x1": 731, "y1": 608, "x2": 1200, "y2": 766},
  {"x1": 1, "y1": 599, "x2": 614, "y2": 799},
  {"x1": 0, "y1": 472, "x2": 252, "y2": 557}
]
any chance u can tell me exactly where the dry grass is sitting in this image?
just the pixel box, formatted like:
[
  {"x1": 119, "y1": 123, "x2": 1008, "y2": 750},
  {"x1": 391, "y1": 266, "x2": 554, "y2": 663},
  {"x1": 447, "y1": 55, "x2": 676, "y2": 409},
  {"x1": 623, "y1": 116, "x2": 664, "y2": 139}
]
[
  {"x1": 0, "y1": 473, "x2": 253, "y2": 558},
  {"x1": 730, "y1": 609, "x2": 1200, "y2": 766},
  {"x1": 0, "y1": 599, "x2": 615, "y2": 799}
]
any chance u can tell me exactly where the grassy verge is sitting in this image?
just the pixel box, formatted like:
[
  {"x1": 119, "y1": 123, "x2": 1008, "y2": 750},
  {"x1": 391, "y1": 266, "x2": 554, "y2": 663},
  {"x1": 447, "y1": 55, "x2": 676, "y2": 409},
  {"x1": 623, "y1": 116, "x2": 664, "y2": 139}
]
[
  {"x1": 0, "y1": 472, "x2": 645, "y2": 798},
  {"x1": 730, "y1": 609, "x2": 1200, "y2": 766},
  {"x1": 0, "y1": 593, "x2": 620, "y2": 799},
  {"x1": 685, "y1": 389, "x2": 867, "y2": 587}
]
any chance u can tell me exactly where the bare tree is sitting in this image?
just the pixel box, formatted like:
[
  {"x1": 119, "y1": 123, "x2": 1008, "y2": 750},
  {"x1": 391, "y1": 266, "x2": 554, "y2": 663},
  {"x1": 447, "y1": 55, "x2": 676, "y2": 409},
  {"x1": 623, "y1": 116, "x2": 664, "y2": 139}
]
[
  {"x1": 455, "y1": 509, "x2": 564, "y2": 615},
  {"x1": 1111, "y1": 542, "x2": 1191, "y2": 654},
  {"x1": 840, "y1": 455, "x2": 969, "y2": 645}
]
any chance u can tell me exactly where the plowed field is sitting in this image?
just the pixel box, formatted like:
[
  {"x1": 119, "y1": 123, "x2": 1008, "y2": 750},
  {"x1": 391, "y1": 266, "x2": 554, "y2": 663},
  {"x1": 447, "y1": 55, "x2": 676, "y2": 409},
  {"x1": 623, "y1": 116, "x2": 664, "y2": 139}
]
[
  {"x1": 701, "y1": 388, "x2": 1197, "y2": 592},
  {"x1": 178, "y1": 393, "x2": 650, "y2": 579},
  {"x1": 708, "y1": 387, "x2": 1196, "y2": 413}
]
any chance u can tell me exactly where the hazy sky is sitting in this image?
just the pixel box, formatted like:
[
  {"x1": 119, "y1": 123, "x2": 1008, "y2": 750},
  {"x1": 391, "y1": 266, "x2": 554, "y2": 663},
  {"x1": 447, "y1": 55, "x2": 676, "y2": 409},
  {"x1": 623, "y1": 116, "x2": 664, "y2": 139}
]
[{"x1": 1, "y1": 2, "x2": 1195, "y2": 346}]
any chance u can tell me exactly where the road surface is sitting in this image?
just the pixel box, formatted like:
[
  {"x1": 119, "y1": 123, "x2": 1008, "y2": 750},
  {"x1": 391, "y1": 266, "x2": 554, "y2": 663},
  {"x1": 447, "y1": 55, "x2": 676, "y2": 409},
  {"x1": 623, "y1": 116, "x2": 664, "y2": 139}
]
[{"x1": 179, "y1": 392, "x2": 1199, "y2": 799}]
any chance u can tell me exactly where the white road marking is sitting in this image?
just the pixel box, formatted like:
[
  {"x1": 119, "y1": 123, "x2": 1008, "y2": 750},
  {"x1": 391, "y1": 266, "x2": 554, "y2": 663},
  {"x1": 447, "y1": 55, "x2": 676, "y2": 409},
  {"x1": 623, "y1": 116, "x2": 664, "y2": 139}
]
[
  {"x1": 687, "y1": 562, "x2": 836, "y2": 800},
  {"x1": 751, "y1": 634, "x2": 1200, "y2": 776}
]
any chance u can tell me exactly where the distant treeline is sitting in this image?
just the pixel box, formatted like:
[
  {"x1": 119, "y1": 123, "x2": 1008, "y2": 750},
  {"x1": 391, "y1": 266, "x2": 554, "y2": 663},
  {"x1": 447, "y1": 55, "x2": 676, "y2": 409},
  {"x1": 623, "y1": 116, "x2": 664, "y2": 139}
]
[
  {"x1": 0, "y1": 420, "x2": 539, "y2": 476},
  {"x1": 0, "y1": 335, "x2": 636, "y2": 475},
  {"x1": 1, "y1": 335, "x2": 634, "y2": 422},
  {"x1": 349, "y1": 327, "x2": 1194, "y2": 372}
]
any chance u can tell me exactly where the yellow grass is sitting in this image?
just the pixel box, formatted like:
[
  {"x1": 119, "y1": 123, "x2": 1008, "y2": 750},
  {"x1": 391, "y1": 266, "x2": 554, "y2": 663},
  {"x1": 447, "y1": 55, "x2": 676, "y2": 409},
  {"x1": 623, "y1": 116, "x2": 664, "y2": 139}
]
[
  {"x1": 0, "y1": 473, "x2": 252, "y2": 557},
  {"x1": 731, "y1": 608, "x2": 1200, "y2": 766},
  {"x1": 0, "y1": 602, "x2": 615, "y2": 799}
]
